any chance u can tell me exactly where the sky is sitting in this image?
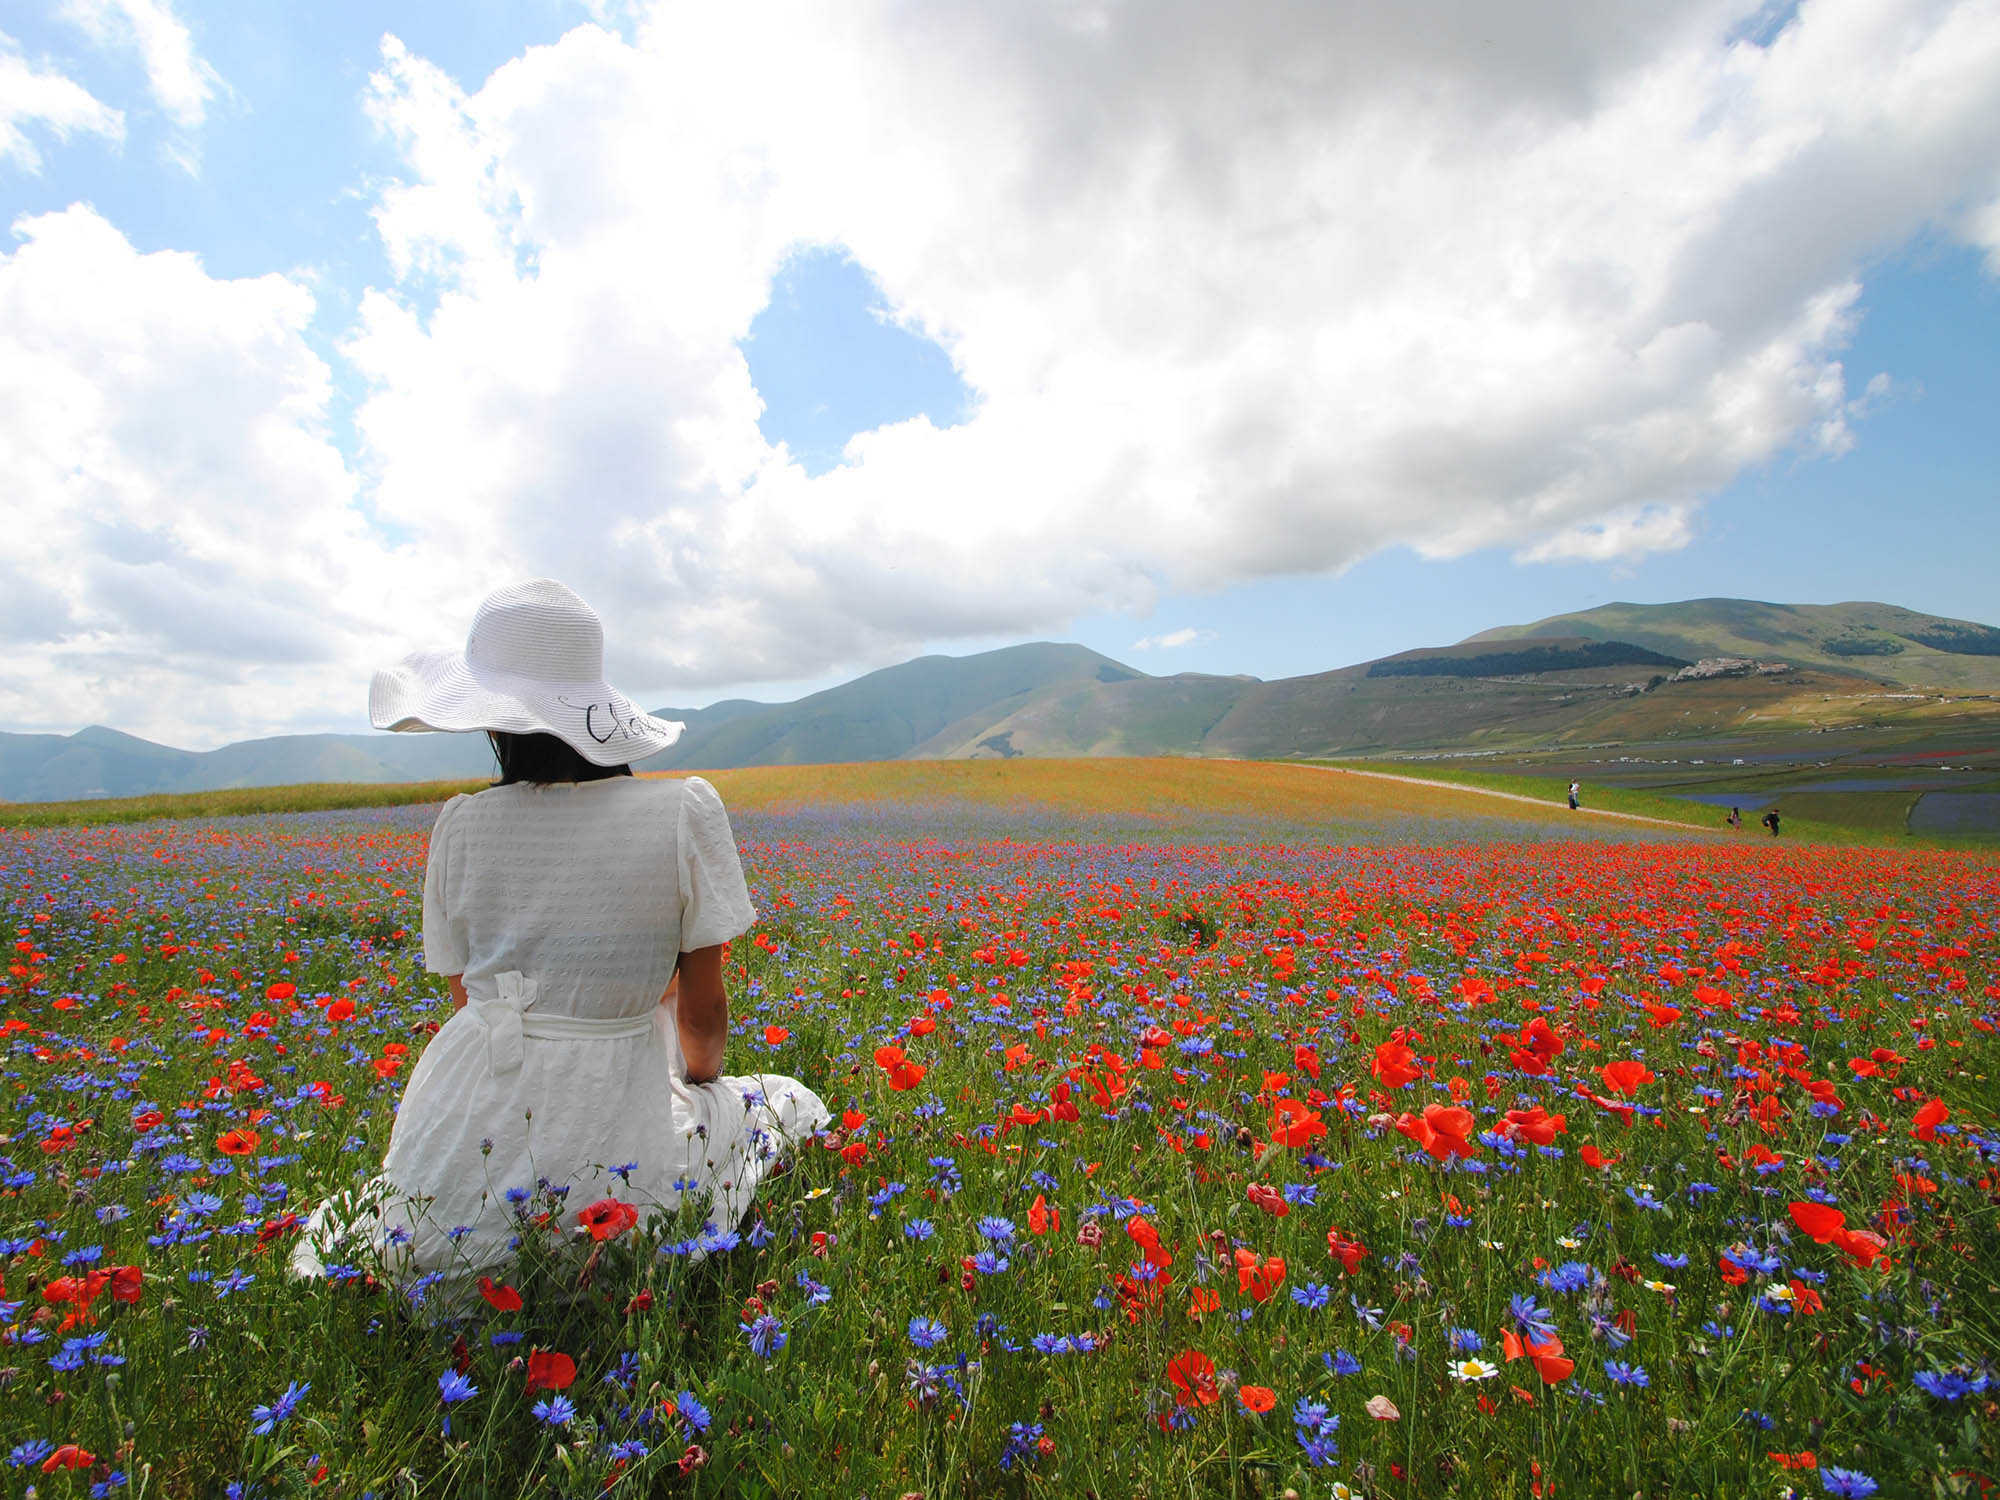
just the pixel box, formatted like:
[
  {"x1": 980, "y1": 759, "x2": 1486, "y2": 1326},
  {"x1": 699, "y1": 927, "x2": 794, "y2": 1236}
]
[{"x1": 2, "y1": 0, "x2": 1998, "y2": 746}]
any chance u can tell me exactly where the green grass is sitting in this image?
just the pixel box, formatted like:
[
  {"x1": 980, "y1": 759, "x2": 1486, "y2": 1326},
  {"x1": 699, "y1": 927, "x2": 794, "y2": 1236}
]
[
  {"x1": 0, "y1": 778, "x2": 493, "y2": 829},
  {"x1": 1314, "y1": 759, "x2": 1991, "y2": 847}
]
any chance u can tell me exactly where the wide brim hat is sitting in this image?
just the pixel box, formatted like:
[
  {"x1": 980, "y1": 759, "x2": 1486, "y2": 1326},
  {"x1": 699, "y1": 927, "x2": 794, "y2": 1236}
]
[{"x1": 369, "y1": 579, "x2": 684, "y2": 766}]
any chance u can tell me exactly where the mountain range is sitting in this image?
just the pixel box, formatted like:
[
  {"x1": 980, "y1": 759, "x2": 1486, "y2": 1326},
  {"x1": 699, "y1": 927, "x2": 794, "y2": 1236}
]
[{"x1": 5, "y1": 598, "x2": 1997, "y2": 802}]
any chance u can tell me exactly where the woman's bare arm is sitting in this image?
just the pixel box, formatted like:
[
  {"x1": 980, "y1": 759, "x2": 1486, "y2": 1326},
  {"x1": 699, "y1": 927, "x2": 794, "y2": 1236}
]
[
  {"x1": 674, "y1": 945, "x2": 728, "y2": 1084},
  {"x1": 448, "y1": 975, "x2": 467, "y2": 1012}
]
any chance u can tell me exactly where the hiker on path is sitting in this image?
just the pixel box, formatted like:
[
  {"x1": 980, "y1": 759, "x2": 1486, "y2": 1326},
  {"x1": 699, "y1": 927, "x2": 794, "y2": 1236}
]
[
  {"x1": 1762, "y1": 808, "x2": 1782, "y2": 837},
  {"x1": 1567, "y1": 781, "x2": 1581, "y2": 811},
  {"x1": 1727, "y1": 806, "x2": 1742, "y2": 830},
  {"x1": 294, "y1": 580, "x2": 829, "y2": 1288}
]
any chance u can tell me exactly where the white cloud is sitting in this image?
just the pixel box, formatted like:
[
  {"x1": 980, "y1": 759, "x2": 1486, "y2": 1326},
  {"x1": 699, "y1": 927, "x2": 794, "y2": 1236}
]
[
  {"x1": 332, "y1": 0, "x2": 2000, "y2": 694},
  {"x1": 1515, "y1": 504, "x2": 1699, "y2": 564},
  {"x1": 0, "y1": 32, "x2": 124, "y2": 170},
  {"x1": 1133, "y1": 628, "x2": 1214, "y2": 651},
  {"x1": 10, "y1": 0, "x2": 2000, "y2": 743},
  {"x1": 61, "y1": 0, "x2": 217, "y2": 144},
  {"x1": 0, "y1": 206, "x2": 433, "y2": 743}
]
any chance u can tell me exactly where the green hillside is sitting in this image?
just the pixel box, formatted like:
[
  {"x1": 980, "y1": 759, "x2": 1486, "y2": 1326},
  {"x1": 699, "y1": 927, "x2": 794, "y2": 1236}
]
[
  {"x1": 1468, "y1": 599, "x2": 2000, "y2": 691},
  {"x1": 646, "y1": 642, "x2": 1141, "y2": 768}
]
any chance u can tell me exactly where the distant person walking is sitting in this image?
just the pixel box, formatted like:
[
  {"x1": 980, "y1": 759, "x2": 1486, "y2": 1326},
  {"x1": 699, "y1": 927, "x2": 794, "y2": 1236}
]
[
  {"x1": 1567, "y1": 780, "x2": 1580, "y2": 811},
  {"x1": 1762, "y1": 808, "x2": 1781, "y2": 837},
  {"x1": 1727, "y1": 806, "x2": 1742, "y2": 830}
]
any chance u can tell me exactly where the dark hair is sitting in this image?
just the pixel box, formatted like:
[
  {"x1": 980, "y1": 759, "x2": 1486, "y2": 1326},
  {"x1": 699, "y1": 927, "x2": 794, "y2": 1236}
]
[{"x1": 489, "y1": 731, "x2": 633, "y2": 787}]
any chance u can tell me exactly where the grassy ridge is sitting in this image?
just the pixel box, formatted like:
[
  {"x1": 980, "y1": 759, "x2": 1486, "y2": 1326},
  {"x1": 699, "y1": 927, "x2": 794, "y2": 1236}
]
[{"x1": 0, "y1": 778, "x2": 494, "y2": 829}]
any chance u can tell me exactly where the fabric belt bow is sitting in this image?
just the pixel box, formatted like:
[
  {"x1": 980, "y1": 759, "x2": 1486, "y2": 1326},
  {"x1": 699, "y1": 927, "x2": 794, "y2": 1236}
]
[{"x1": 472, "y1": 970, "x2": 537, "y2": 1076}]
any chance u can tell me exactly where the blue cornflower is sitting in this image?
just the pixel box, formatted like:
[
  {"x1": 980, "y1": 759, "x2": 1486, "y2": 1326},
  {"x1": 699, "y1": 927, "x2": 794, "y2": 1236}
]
[
  {"x1": 1510, "y1": 1292, "x2": 1559, "y2": 1337},
  {"x1": 998, "y1": 1420, "x2": 1044, "y2": 1472},
  {"x1": 1292, "y1": 1396, "x2": 1335, "y2": 1434},
  {"x1": 604, "y1": 1352, "x2": 641, "y2": 1390},
  {"x1": 903, "y1": 1218, "x2": 936, "y2": 1241},
  {"x1": 250, "y1": 1379, "x2": 308, "y2": 1435},
  {"x1": 531, "y1": 1394, "x2": 577, "y2": 1426},
  {"x1": 976, "y1": 1215, "x2": 1018, "y2": 1246},
  {"x1": 971, "y1": 1250, "x2": 1010, "y2": 1275},
  {"x1": 908, "y1": 1316, "x2": 949, "y2": 1350},
  {"x1": 215, "y1": 1269, "x2": 256, "y2": 1298},
  {"x1": 928, "y1": 1156, "x2": 962, "y2": 1195},
  {"x1": 1448, "y1": 1327, "x2": 1484, "y2": 1354},
  {"x1": 1327, "y1": 1348, "x2": 1362, "y2": 1376},
  {"x1": 9, "y1": 1438, "x2": 56, "y2": 1468},
  {"x1": 1652, "y1": 1251, "x2": 1689, "y2": 1269},
  {"x1": 796, "y1": 1270, "x2": 831, "y2": 1307},
  {"x1": 1819, "y1": 1467, "x2": 1879, "y2": 1498},
  {"x1": 1290, "y1": 1281, "x2": 1331, "y2": 1309},
  {"x1": 748, "y1": 1217, "x2": 775, "y2": 1248},
  {"x1": 675, "y1": 1390, "x2": 712, "y2": 1433},
  {"x1": 1604, "y1": 1360, "x2": 1649, "y2": 1387},
  {"x1": 438, "y1": 1369, "x2": 477, "y2": 1403},
  {"x1": 1913, "y1": 1370, "x2": 1974, "y2": 1401},
  {"x1": 1538, "y1": 1262, "x2": 1592, "y2": 1295},
  {"x1": 741, "y1": 1313, "x2": 788, "y2": 1358}
]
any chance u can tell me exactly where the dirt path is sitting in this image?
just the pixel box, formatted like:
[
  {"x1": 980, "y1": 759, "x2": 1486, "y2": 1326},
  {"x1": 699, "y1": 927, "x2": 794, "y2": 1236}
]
[{"x1": 1298, "y1": 763, "x2": 1719, "y2": 833}]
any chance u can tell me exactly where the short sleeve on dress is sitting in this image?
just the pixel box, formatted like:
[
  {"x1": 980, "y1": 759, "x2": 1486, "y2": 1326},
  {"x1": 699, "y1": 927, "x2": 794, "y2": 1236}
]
[
  {"x1": 420, "y1": 795, "x2": 471, "y2": 975},
  {"x1": 677, "y1": 776, "x2": 756, "y2": 951}
]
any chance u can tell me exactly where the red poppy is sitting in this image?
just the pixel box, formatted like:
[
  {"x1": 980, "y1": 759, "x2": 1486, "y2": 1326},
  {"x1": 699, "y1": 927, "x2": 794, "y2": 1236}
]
[
  {"x1": 1501, "y1": 1328, "x2": 1574, "y2": 1383},
  {"x1": 1372, "y1": 1040, "x2": 1422, "y2": 1090},
  {"x1": 1393, "y1": 1104, "x2": 1480, "y2": 1161},
  {"x1": 40, "y1": 1445, "x2": 96, "y2": 1472},
  {"x1": 1502, "y1": 1107, "x2": 1567, "y2": 1146},
  {"x1": 577, "y1": 1197, "x2": 640, "y2": 1242},
  {"x1": 265, "y1": 982, "x2": 296, "y2": 1001},
  {"x1": 109, "y1": 1265, "x2": 144, "y2": 1304},
  {"x1": 1234, "y1": 1247, "x2": 1286, "y2": 1302},
  {"x1": 1268, "y1": 1097, "x2": 1326, "y2": 1149},
  {"x1": 1911, "y1": 1097, "x2": 1949, "y2": 1141},
  {"x1": 1597, "y1": 1060, "x2": 1655, "y2": 1097},
  {"x1": 1167, "y1": 1348, "x2": 1220, "y2": 1407},
  {"x1": 1326, "y1": 1226, "x2": 1369, "y2": 1275},
  {"x1": 1126, "y1": 1215, "x2": 1172, "y2": 1269},
  {"x1": 525, "y1": 1349, "x2": 577, "y2": 1391},
  {"x1": 764, "y1": 1025, "x2": 790, "y2": 1045},
  {"x1": 1246, "y1": 1181, "x2": 1289, "y2": 1218},
  {"x1": 130, "y1": 1108, "x2": 163, "y2": 1132},
  {"x1": 1027, "y1": 1192, "x2": 1060, "y2": 1236},
  {"x1": 873, "y1": 1043, "x2": 928, "y2": 1091},
  {"x1": 479, "y1": 1276, "x2": 523, "y2": 1312},
  {"x1": 216, "y1": 1129, "x2": 260, "y2": 1156},
  {"x1": 1237, "y1": 1384, "x2": 1277, "y2": 1413},
  {"x1": 1788, "y1": 1201, "x2": 1845, "y2": 1242},
  {"x1": 1292, "y1": 1043, "x2": 1320, "y2": 1080},
  {"x1": 1579, "y1": 1143, "x2": 1618, "y2": 1170}
]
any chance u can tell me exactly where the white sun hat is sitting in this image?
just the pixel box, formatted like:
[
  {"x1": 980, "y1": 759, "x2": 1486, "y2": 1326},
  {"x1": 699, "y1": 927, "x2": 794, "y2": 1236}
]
[{"x1": 369, "y1": 579, "x2": 685, "y2": 766}]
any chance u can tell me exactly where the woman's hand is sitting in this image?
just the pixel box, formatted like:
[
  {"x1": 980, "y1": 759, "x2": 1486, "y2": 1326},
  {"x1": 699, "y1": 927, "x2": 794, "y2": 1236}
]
[{"x1": 673, "y1": 946, "x2": 728, "y2": 1084}]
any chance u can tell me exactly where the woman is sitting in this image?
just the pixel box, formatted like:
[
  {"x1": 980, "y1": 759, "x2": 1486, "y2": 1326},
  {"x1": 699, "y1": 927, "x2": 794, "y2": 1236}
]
[{"x1": 294, "y1": 579, "x2": 828, "y2": 1284}]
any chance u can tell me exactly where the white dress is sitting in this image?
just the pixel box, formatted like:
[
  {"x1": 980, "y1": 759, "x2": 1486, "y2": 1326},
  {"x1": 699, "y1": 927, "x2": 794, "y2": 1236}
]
[{"x1": 293, "y1": 775, "x2": 828, "y2": 1281}]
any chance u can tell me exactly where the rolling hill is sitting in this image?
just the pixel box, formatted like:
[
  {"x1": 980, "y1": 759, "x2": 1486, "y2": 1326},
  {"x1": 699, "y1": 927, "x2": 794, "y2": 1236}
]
[
  {"x1": 1469, "y1": 599, "x2": 2000, "y2": 691},
  {"x1": 4, "y1": 599, "x2": 1996, "y2": 801}
]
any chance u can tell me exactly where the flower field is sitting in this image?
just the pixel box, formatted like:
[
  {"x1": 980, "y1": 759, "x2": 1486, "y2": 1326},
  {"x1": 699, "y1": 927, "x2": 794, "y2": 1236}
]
[{"x1": 2, "y1": 780, "x2": 1996, "y2": 1497}]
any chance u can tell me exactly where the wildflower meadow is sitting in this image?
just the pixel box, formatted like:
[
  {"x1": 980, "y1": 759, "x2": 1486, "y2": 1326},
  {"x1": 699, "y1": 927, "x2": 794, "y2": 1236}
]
[{"x1": 2, "y1": 769, "x2": 1996, "y2": 1497}]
